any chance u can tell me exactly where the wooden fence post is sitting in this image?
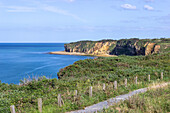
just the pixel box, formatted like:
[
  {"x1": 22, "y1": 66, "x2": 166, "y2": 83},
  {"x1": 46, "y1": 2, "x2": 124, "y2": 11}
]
[
  {"x1": 89, "y1": 86, "x2": 92, "y2": 97},
  {"x1": 161, "y1": 72, "x2": 163, "y2": 80},
  {"x1": 38, "y1": 98, "x2": 42, "y2": 113},
  {"x1": 103, "y1": 83, "x2": 105, "y2": 91},
  {"x1": 74, "y1": 90, "x2": 77, "y2": 97},
  {"x1": 10, "y1": 105, "x2": 15, "y2": 113},
  {"x1": 114, "y1": 81, "x2": 117, "y2": 90},
  {"x1": 74, "y1": 90, "x2": 77, "y2": 101},
  {"x1": 97, "y1": 81, "x2": 100, "y2": 89},
  {"x1": 125, "y1": 78, "x2": 127, "y2": 87},
  {"x1": 148, "y1": 75, "x2": 150, "y2": 82},
  {"x1": 135, "y1": 76, "x2": 137, "y2": 84},
  {"x1": 58, "y1": 94, "x2": 62, "y2": 107}
]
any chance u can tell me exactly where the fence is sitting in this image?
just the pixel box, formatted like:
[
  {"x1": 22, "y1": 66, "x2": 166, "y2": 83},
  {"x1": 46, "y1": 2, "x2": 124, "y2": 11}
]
[{"x1": 9, "y1": 72, "x2": 164, "y2": 113}]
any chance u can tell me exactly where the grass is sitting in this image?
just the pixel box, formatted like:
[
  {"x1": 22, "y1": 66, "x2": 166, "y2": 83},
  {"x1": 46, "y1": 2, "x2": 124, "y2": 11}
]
[
  {"x1": 102, "y1": 84, "x2": 170, "y2": 113},
  {"x1": 58, "y1": 52, "x2": 170, "y2": 79},
  {"x1": 0, "y1": 52, "x2": 170, "y2": 113}
]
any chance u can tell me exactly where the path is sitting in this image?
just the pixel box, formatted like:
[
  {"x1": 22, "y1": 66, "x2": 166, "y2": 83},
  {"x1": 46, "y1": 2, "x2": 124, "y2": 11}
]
[{"x1": 69, "y1": 82, "x2": 169, "y2": 113}]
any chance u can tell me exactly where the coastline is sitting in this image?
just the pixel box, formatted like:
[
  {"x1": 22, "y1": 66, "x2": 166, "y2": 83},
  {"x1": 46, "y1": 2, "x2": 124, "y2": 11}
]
[{"x1": 48, "y1": 51, "x2": 117, "y2": 57}]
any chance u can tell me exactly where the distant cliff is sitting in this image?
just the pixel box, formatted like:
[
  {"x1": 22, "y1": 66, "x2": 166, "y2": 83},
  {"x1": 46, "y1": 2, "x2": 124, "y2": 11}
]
[{"x1": 64, "y1": 38, "x2": 170, "y2": 56}]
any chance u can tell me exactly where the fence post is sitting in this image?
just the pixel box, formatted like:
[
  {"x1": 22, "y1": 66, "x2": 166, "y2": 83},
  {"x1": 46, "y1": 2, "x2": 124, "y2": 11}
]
[
  {"x1": 135, "y1": 76, "x2": 138, "y2": 84},
  {"x1": 97, "y1": 81, "x2": 100, "y2": 89},
  {"x1": 148, "y1": 75, "x2": 150, "y2": 82},
  {"x1": 10, "y1": 105, "x2": 15, "y2": 113},
  {"x1": 74, "y1": 90, "x2": 77, "y2": 101},
  {"x1": 161, "y1": 72, "x2": 163, "y2": 80},
  {"x1": 38, "y1": 98, "x2": 42, "y2": 113},
  {"x1": 125, "y1": 78, "x2": 127, "y2": 87},
  {"x1": 103, "y1": 83, "x2": 105, "y2": 91},
  {"x1": 74, "y1": 90, "x2": 77, "y2": 97},
  {"x1": 89, "y1": 86, "x2": 92, "y2": 97},
  {"x1": 58, "y1": 94, "x2": 62, "y2": 107},
  {"x1": 114, "y1": 81, "x2": 117, "y2": 90}
]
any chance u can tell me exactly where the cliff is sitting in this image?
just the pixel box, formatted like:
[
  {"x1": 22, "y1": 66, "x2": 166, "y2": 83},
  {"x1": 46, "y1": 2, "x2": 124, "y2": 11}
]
[
  {"x1": 64, "y1": 40, "x2": 116, "y2": 55},
  {"x1": 64, "y1": 38, "x2": 170, "y2": 56}
]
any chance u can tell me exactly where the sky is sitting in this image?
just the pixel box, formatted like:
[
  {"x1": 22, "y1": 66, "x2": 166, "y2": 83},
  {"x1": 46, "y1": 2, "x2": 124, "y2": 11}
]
[{"x1": 0, "y1": 0, "x2": 169, "y2": 43}]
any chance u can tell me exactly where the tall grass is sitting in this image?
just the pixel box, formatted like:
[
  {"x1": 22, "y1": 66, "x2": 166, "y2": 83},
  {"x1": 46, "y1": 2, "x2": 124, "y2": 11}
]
[{"x1": 103, "y1": 84, "x2": 170, "y2": 113}]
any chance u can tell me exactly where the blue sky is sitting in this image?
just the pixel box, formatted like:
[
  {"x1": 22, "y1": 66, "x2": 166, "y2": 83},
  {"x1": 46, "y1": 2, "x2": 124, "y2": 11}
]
[{"x1": 0, "y1": 0, "x2": 169, "y2": 42}]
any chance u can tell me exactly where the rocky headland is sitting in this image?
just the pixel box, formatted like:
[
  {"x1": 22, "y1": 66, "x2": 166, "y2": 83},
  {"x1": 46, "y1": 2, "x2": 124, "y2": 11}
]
[{"x1": 51, "y1": 38, "x2": 170, "y2": 56}]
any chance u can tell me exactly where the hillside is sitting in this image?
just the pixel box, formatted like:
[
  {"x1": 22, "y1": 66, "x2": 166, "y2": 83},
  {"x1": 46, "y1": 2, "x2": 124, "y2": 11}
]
[
  {"x1": 64, "y1": 38, "x2": 170, "y2": 56},
  {"x1": 1, "y1": 52, "x2": 170, "y2": 113},
  {"x1": 57, "y1": 52, "x2": 170, "y2": 79}
]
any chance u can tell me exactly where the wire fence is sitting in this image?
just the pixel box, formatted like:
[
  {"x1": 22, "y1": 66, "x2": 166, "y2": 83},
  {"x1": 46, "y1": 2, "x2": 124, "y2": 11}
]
[{"x1": 9, "y1": 72, "x2": 166, "y2": 113}]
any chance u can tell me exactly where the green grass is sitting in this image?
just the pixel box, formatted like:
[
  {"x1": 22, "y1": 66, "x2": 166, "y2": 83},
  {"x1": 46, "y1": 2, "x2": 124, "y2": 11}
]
[
  {"x1": 0, "y1": 53, "x2": 170, "y2": 113},
  {"x1": 103, "y1": 84, "x2": 170, "y2": 113},
  {"x1": 58, "y1": 52, "x2": 170, "y2": 79}
]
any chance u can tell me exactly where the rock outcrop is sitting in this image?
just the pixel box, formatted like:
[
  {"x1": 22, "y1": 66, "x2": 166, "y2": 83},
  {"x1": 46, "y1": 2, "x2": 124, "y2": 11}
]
[
  {"x1": 64, "y1": 40, "x2": 116, "y2": 55},
  {"x1": 64, "y1": 38, "x2": 170, "y2": 56}
]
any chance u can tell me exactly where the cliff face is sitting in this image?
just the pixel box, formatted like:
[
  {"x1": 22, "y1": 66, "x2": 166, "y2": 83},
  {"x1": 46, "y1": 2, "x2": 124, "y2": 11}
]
[
  {"x1": 64, "y1": 40, "x2": 116, "y2": 55},
  {"x1": 64, "y1": 38, "x2": 170, "y2": 56}
]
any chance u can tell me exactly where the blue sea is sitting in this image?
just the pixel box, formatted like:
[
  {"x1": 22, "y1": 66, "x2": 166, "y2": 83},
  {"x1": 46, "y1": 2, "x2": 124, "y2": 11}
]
[{"x1": 0, "y1": 43, "x2": 93, "y2": 84}]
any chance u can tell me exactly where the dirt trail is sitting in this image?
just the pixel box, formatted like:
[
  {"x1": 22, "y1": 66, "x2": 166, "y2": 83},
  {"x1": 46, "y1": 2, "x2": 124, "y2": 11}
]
[{"x1": 69, "y1": 82, "x2": 170, "y2": 113}]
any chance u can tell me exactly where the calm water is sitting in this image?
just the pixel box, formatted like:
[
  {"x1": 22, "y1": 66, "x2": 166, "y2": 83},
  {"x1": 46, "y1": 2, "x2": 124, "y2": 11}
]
[{"x1": 0, "y1": 43, "x2": 93, "y2": 84}]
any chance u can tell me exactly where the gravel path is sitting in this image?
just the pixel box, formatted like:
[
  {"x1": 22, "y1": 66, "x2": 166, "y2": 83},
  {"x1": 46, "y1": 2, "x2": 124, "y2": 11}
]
[{"x1": 69, "y1": 82, "x2": 169, "y2": 113}]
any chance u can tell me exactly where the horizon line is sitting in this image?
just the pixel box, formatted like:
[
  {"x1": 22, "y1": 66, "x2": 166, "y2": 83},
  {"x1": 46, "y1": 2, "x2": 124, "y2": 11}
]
[{"x1": 0, "y1": 37, "x2": 169, "y2": 43}]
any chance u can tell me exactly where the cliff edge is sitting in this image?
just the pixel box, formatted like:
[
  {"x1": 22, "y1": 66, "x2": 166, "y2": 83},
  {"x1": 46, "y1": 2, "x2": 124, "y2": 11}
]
[{"x1": 64, "y1": 38, "x2": 170, "y2": 56}]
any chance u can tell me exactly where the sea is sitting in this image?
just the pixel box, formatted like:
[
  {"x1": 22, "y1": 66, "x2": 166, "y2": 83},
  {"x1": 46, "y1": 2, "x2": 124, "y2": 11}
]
[{"x1": 0, "y1": 43, "x2": 93, "y2": 84}]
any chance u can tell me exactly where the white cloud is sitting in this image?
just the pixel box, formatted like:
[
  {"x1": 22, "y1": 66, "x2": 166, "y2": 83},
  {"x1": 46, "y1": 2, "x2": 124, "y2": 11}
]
[
  {"x1": 6, "y1": 6, "x2": 36, "y2": 12},
  {"x1": 121, "y1": 4, "x2": 137, "y2": 10},
  {"x1": 1, "y1": 0, "x2": 85, "y2": 22},
  {"x1": 42, "y1": 5, "x2": 86, "y2": 22},
  {"x1": 144, "y1": 5, "x2": 154, "y2": 10}
]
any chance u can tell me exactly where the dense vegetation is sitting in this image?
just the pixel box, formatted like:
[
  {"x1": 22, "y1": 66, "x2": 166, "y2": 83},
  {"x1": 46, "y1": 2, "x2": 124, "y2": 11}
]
[
  {"x1": 0, "y1": 51, "x2": 169, "y2": 113},
  {"x1": 58, "y1": 52, "x2": 170, "y2": 79},
  {"x1": 103, "y1": 84, "x2": 170, "y2": 113}
]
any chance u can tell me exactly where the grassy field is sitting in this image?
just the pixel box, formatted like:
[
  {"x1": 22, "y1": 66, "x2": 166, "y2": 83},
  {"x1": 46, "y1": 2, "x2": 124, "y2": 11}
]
[
  {"x1": 102, "y1": 84, "x2": 170, "y2": 113},
  {"x1": 0, "y1": 52, "x2": 170, "y2": 113}
]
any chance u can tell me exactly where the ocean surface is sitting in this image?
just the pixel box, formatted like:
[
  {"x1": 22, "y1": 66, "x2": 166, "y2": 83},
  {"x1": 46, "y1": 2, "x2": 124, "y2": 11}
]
[{"x1": 0, "y1": 43, "x2": 93, "y2": 84}]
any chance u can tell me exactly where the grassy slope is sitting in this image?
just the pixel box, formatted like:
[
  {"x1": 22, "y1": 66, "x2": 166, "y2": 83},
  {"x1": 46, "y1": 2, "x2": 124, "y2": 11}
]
[
  {"x1": 103, "y1": 84, "x2": 170, "y2": 113},
  {"x1": 58, "y1": 52, "x2": 170, "y2": 79},
  {"x1": 0, "y1": 52, "x2": 169, "y2": 113}
]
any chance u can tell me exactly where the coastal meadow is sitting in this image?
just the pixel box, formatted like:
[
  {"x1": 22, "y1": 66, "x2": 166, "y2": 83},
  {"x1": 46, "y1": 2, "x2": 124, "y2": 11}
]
[{"x1": 0, "y1": 52, "x2": 169, "y2": 112}]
